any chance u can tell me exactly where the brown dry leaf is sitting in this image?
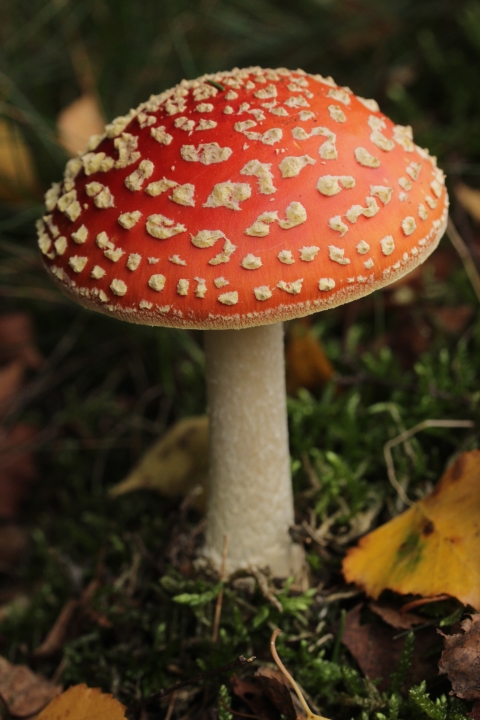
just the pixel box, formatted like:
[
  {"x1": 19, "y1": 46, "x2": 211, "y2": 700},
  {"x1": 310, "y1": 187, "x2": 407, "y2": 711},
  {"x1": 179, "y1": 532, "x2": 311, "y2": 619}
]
[
  {"x1": 439, "y1": 614, "x2": 480, "y2": 700},
  {"x1": 455, "y1": 182, "x2": 480, "y2": 223},
  {"x1": 429, "y1": 306, "x2": 473, "y2": 334},
  {"x1": 0, "y1": 119, "x2": 38, "y2": 202},
  {"x1": 256, "y1": 667, "x2": 298, "y2": 720},
  {"x1": 37, "y1": 684, "x2": 127, "y2": 720},
  {"x1": 343, "y1": 450, "x2": 480, "y2": 609},
  {"x1": 286, "y1": 323, "x2": 334, "y2": 395},
  {"x1": 0, "y1": 313, "x2": 43, "y2": 369},
  {"x1": 0, "y1": 656, "x2": 61, "y2": 718},
  {"x1": 57, "y1": 94, "x2": 105, "y2": 156},
  {"x1": 109, "y1": 416, "x2": 208, "y2": 509},
  {"x1": 342, "y1": 604, "x2": 437, "y2": 691},
  {"x1": 230, "y1": 675, "x2": 279, "y2": 720},
  {"x1": 369, "y1": 601, "x2": 424, "y2": 631},
  {"x1": 0, "y1": 424, "x2": 38, "y2": 519}
]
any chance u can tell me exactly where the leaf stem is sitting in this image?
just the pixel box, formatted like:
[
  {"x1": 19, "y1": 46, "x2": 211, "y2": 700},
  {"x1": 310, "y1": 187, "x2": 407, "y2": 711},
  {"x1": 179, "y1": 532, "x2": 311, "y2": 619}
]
[{"x1": 270, "y1": 629, "x2": 331, "y2": 720}]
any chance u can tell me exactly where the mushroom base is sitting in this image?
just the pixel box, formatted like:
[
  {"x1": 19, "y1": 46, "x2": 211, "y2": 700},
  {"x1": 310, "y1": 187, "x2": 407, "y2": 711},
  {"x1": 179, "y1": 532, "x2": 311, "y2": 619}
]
[{"x1": 202, "y1": 322, "x2": 304, "y2": 577}]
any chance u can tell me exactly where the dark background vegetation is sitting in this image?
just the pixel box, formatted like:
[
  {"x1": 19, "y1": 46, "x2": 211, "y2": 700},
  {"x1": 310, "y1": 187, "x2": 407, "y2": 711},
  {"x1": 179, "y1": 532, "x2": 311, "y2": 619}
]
[{"x1": 0, "y1": 0, "x2": 480, "y2": 718}]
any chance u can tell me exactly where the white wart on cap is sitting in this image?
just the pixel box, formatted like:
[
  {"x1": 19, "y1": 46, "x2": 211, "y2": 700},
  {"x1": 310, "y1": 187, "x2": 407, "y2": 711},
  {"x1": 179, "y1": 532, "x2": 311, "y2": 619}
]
[{"x1": 38, "y1": 67, "x2": 449, "y2": 329}]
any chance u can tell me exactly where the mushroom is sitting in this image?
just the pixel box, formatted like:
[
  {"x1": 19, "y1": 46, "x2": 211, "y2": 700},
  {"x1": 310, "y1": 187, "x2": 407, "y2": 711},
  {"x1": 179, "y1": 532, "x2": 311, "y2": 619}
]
[{"x1": 37, "y1": 66, "x2": 449, "y2": 578}]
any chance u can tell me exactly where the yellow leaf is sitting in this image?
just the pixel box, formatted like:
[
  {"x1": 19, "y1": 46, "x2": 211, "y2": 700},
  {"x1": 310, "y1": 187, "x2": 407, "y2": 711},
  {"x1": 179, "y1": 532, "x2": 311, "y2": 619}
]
[
  {"x1": 0, "y1": 119, "x2": 38, "y2": 201},
  {"x1": 343, "y1": 450, "x2": 480, "y2": 610},
  {"x1": 37, "y1": 683, "x2": 127, "y2": 720},
  {"x1": 455, "y1": 182, "x2": 480, "y2": 224},
  {"x1": 286, "y1": 322, "x2": 334, "y2": 395},
  {"x1": 57, "y1": 94, "x2": 105, "y2": 156},
  {"x1": 109, "y1": 416, "x2": 208, "y2": 509}
]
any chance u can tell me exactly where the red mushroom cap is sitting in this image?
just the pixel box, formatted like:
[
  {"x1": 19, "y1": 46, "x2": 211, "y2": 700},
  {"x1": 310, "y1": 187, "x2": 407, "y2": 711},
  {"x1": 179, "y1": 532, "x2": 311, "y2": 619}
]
[{"x1": 38, "y1": 66, "x2": 448, "y2": 329}]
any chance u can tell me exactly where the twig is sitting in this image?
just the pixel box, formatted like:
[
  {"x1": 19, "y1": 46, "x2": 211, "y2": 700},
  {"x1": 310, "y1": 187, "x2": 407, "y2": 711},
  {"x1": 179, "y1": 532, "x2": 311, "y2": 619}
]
[
  {"x1": 321, "y1": 589, "x2": 361, "y2": 603},
  {"x1": 164, "y1": 691, "x2": 177, "y2": 720},
  {"x1": 384, "y1": 419, "x2": 475, "y2": 506},
  {"x1": 212, "y1": 534, "x2": 229, "y2": 643},
  {"x1": 400, "y1": 594, "x2": 451, "y2": 614},
  {"x1": 301, "y1": 453, "x2": 321, "y2": 490},
  {"x1": 302, "y1": 514, "x2": 339, "y2": 546},
  {"x1": 150, "y1": 655, "x2": 256, "y2": 701},
  {"x1": 270, "y1": 629, "x2": 330, "y2": 720},
  {"x1": 446, "y1": 218, "x2": 480, "y2": 303},
  {"x1": 31, "y1": 598, "x2": 80, "y2": 659},
  {"x1": 251, "y1": 567, "x2": 283, "y2": 613}
]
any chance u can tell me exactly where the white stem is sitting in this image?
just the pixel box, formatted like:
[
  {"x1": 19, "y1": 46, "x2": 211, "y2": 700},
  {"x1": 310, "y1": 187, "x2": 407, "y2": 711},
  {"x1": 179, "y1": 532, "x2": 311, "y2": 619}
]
[{"x1": 202, "y1": 322, "x2": 304, "y2": 577}]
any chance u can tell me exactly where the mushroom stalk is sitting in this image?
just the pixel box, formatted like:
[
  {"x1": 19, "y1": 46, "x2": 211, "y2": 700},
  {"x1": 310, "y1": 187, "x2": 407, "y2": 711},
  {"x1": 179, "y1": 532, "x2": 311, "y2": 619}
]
[{"x1": 203, "y1": 322, "x2": 304, "y2": 577}]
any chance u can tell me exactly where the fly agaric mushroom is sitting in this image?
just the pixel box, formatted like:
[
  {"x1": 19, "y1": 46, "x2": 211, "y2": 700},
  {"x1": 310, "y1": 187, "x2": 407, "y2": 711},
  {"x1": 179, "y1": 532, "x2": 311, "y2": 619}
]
[{"x1": 38, "y1": 67, "x2": 448, "y2": 577}]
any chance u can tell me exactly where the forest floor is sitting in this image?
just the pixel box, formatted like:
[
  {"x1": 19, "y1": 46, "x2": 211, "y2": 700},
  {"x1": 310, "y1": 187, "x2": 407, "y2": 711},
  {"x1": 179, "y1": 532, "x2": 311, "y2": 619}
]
[{"x1": 1, "y1": 217, "x2": 480, "y2": 719}]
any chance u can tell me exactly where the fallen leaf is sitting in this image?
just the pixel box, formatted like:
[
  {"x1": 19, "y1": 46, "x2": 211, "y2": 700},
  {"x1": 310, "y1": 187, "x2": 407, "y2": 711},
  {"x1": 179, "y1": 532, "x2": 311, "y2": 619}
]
[
  {"x1": 57, "y1": 94, "x2": 105, "y2": 156},
  {"x1": 37, "y1": 684, "x2": 127, "y2": 720},
  {"x1": 0, "y1": 656, "x2": 61, "y2": 717},
  {"x1": 455, "y1": 182, "x2": 480, "y2": 224},
  {"x1": 429, "y1": 306, "x2": 473, "y2": 334},
  {"x1": 369, "y1": 601, "x2": 424, "y2": 630},
  {"x1": 439, "y1": 614, "x2": 480, "y2": 700},
  {"x1": 343, "y1": 451, "x2": 480, "y2": 609},
  {"x1": 469, "y1": 700, "x2": 480, "y2": 720},
  {"x1": 0, "y1": 313, "x2": 43, "y2": 369},
  {"x1": 0, "y1": 119, "x2": 38, "y2": 202},
  {"x1": 230, "y1": 675, "x2": 279, "y2": 720},
  {"x1": 255, "y1": 667, "x2": 298, "y2": 720},
  {"x1": 0, "y1": 424, "x2": 38, "y2": 519},
  {"x1": 342, "y1": 604, "x2": 437, "y2": 691},
  {"x1": 109, "y1": 416, "x2": 208, "y2": 509},
  {"x1": 286, "y1": 322, "x2": 334, "y2": 395}
]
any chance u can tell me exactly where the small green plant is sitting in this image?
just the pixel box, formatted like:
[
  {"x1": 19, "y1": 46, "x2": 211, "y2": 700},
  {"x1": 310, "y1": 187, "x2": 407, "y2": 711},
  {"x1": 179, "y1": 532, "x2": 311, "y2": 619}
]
[{"x1": 218, "y1": 685, "x2": 233, "y2": 720}]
